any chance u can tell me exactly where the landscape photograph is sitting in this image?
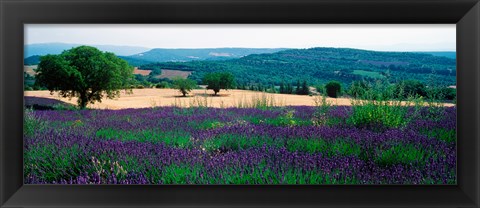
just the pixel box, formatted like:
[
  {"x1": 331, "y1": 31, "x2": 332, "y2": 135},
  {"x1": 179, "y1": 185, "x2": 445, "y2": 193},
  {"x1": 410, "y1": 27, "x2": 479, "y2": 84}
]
[{"x1": 24, "y1": 24, "x2": 456, "y2": 184}]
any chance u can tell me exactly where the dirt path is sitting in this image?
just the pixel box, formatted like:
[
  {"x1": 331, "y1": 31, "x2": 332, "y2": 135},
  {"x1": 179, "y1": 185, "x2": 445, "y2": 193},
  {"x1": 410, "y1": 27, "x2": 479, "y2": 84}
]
[{"x1": 24, "y1": 89, "x2": 455, "y2": 110}]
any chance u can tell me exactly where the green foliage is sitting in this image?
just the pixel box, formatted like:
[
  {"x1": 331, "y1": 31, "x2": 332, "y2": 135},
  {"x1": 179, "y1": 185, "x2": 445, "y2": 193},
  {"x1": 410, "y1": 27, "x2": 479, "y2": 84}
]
[
  {"x1": 245, "y1": 110, "x2": 310, "y2": 127},
  {"x1": 24, "y1": 108, "x2": 47, "y2": 136},
  {"x1": 35, "y1": 46, "x2": 134, "y2": 109},
  {"x1": 375, "y1": 144, "x2": 433, "y2": 166},
  {"x1": 421, "y1": 128, "x2": 456, "y2": 143},
  {"x1": 286, "y1": 138, "x2": 361, "y2": 157},
  {"x1": 347, "y1": 80, "x2": 370, "y2": 98},
  {"x1": 24, "y1": 72, "x2": 36, "y2": 90},
  {"x1": 191, "y1": 120, "x2": 225, "y2": 130},
  {"x1": 160, "y1": 164, "x2": 203, "y2": 184},
  {"x1": 24, "y1": 144, "x2": 86, "y2": 182},
  {"x1": 155, "y1": 81, "x2": 170, "y2": 89},
  {"x1": 202, "y1": 72, "x2": 235, "y2": 95},
  {"x1": 394, "y1": 80, "x2": 426, "y2": 99},
  {"x1": 426, "y1": 87, "x2": 456, "y2": 101},
  {"x1": 95, "y1": 128, "x2": 192, "y2": 148},
  {"x1": 51, "y1": 103, "x2": 78, "y2": 111},
  {"x1": 325, "y1": 81, "x2": 342, "y2": 98},
  {"x1": 347, "y1": 102, "x2": 409, "y2": 129},
  {"x1": 202, "y1": 134, "x2": 280, "y2": 152},
  {"x1": 312, "y1": 88, "x2": 338, "y2": 126},
  {"x1": 347, "y1": 80, "x2": 418, "y2": 129},
  {"x1": 286, "y1": 139, "x2": 328, "y2": 154},
  {"x1": 297, "y1": 80, "x2": 310, "y2": 95},
  {"x1": 172, "y1": 76, "x2": 197, "y2": 96}
]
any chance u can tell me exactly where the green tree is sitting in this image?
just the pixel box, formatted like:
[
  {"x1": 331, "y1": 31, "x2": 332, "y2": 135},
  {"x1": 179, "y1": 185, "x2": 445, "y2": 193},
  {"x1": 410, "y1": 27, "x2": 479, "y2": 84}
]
[
  {"x1": 394, "y1": 80, "x2": 426, "y2": 99},
  {"x1": 35, "y1": 46, "x2": 134, "y2": 109},
  {"x1": 202, "y1": 72, "x2": 235, "y2": 96},
  {"x1": 172, "y1": 77, "x2": 196, "y2": 97},
  {"x1": 269, "y1": 83, "x2": 276, "y2": 93},
  {"x1": 286, "y1": 83, "x2": 293, "y2": 94},
  {"x1": 300, "y1": 80, "x2": 310, "y2": 95},
  {"x1": 279, "y1": 81, "x2": 285, "y2": 94},
  {"x1": 325, "y1": 81, "x2": 342, "y2": 98},
  {"x1": 348, "y1": 80, "x2": 370, "y2": 98},
  {"x1": 295, "y1": 80, "x2": 301, "y2": 95}
]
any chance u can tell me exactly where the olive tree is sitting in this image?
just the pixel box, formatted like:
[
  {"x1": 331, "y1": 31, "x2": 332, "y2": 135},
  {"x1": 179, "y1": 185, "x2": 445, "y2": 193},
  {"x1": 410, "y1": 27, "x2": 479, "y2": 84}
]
[
  {"x1": 35, "y1": 46, "x2": 134, "y2": 109},
  {"x1": 202, "y1": 72, "x2": 235, "y2": 96},
  {"x1": 172, "y1": 76, "x2": 197, "y2": 97}
]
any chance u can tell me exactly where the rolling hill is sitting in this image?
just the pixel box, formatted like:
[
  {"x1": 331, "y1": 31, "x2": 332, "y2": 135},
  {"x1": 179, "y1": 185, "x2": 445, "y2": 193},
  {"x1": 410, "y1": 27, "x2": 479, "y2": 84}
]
[
  {"x1": 24, "y1": 45, "x2": 287, "y2": 66},
  {"x1": 140, "y1": 47, "x2": 456, "y2": 87},
  {"x1": 417, "y1": 52, "x2": 456, "y2": 59},
  {"x1": 127, "y1": 48, "x2": 287, "y2": 64}
]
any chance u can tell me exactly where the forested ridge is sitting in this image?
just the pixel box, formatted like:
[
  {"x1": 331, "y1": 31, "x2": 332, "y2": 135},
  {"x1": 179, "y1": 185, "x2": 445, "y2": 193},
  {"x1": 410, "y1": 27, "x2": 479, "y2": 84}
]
[{"x1": 140, "y1": 47, "x2": 456, "y2": 87}]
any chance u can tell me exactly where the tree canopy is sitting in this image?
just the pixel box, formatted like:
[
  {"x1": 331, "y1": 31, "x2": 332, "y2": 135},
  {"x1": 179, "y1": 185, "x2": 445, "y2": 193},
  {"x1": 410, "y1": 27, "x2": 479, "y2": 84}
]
[
  {"x1": 172, "y1": 77, "x2": 196, "y2": 97},
  {"x1": 202, "y1": 72, "x2": 235, "y2": 95},
  {"x1": 35, "y1": 46, "x2": 134, "y2": 109},
  {"x1": 325, "y1": 81, "x2": 342, "y2": 98},
  {"x1": 393, "y1": 80, "x2": 427, "y2": 99}
]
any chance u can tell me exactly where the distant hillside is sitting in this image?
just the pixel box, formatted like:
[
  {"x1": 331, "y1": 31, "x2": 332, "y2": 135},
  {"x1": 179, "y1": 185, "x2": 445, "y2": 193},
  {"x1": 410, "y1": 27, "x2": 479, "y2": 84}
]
[
  {"x1": 127, "y1": 48, "x2": 287, "y2": 64},
  {"x1": 24, "y1": 55, "x2": 41, "y2": 65},
  {"x1": 417, "y1": 52, "x2": 456, "y2": 59},
  {"x1": 141, "y1": 47, "x2": 456, "y2": 87},
  {"x1": 25, "y1": 43, "x2": 150, "y2": 57},
  {"x1": 117, "y1": 56, "x2": 154, "y2": 66},
  {"x1": 24, "y1": 46, "x2": 287, "y2": 66}
]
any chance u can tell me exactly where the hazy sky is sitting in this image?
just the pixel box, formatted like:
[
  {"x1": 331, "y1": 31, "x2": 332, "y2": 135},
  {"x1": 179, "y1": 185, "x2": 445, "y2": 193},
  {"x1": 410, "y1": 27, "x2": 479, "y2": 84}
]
[{"x1": 25, "y1": 24, "x2": 456, "y2": 51}]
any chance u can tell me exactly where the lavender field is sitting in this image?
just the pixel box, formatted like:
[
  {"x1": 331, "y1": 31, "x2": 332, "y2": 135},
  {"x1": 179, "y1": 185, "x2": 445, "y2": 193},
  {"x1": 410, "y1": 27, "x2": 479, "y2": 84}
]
[{"x1": 24, "y1": 104, "x2": 456, "y2": 185}]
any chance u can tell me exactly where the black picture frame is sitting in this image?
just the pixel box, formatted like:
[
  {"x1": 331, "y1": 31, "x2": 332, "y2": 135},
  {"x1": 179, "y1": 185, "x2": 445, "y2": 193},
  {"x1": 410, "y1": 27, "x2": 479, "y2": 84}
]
[{"x1": 1, "y1": 0, "x2": 479, "y2": 207}]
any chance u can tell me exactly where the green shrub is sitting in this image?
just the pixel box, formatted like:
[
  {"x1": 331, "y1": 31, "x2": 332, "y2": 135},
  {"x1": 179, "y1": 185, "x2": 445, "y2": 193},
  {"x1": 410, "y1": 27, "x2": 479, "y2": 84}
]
[
  {"x1": 427, "y1": 87, "x2": 456, "y2": 100},
  {"x1": 347, "y1": 80, "x2": 370, "y2": 98},
  {"x1": 347, "y1": 102, "x2": 409, "y2": 129},
  {"x1": 394, "y1": 80, "x2": 426, "y2": 99},
  {"x1": 155, "y1": 81, "x2": 170, "y2": 89},
  {"x1": 325, "y1": 81, "x2": 342, "y2": 98},
  {"x1": 348, "y1": 80, "x2": 416, "y2": 129}
]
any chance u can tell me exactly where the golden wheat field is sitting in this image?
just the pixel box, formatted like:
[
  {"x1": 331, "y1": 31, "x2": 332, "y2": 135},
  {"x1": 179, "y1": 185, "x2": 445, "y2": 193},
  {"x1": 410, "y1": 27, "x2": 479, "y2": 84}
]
[{"x1": 24, "y1": 88, "x2": 455, "y2": 110}]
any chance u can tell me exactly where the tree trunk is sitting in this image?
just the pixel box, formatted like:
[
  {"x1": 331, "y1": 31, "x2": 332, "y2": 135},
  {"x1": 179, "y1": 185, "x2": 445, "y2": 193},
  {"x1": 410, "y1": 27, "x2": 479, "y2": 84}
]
[{"x1": 79, "y1": 92, "x2": 88, "y2": 109}]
